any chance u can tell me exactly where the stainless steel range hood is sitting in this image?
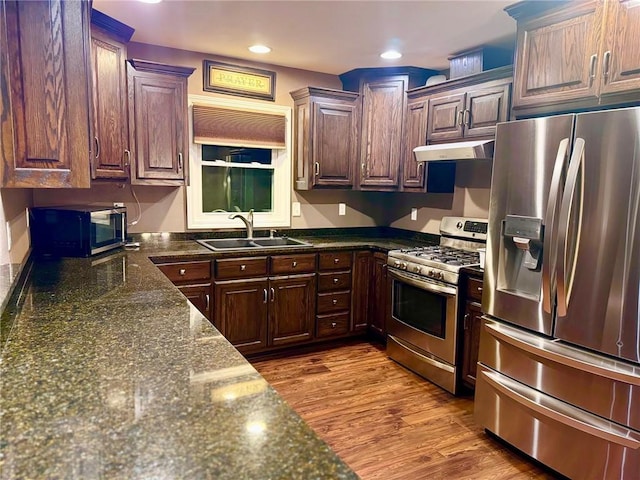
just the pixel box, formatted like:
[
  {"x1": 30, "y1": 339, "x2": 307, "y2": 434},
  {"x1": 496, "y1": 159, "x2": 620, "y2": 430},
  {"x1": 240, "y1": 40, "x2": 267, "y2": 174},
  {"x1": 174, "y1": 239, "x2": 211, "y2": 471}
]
[{"x1": 414, "y1": 140, "x2": 494, "y2": 162}]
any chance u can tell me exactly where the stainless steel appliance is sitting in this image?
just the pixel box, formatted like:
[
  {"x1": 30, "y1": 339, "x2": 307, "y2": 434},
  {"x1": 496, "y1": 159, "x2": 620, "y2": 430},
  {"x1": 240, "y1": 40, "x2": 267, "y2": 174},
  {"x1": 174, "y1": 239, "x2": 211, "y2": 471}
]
[
  {"x1": 476, "y1": 107, "x2": 640, "y2": 479},
  {"x1": 386, "y1": 216, "x2": 487, "y2": 394},
  {"x1": 30, "y1": 206, "x2": 127, "y2": 257}
]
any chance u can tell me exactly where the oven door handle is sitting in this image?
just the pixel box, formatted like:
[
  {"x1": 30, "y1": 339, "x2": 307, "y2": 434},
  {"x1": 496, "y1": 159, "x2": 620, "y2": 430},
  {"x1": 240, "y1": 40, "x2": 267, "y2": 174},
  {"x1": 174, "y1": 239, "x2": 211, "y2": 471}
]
[{"x1": 388, "y1": 268, "x2": 457, "y2": 296}]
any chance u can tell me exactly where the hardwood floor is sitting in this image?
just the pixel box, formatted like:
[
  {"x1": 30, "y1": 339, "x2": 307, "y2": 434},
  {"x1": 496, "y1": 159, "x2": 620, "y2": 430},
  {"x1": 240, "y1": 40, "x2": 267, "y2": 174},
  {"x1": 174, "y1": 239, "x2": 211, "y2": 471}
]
[{"x1": 251, "y1": 341, "x2": 562, "y2": 480}]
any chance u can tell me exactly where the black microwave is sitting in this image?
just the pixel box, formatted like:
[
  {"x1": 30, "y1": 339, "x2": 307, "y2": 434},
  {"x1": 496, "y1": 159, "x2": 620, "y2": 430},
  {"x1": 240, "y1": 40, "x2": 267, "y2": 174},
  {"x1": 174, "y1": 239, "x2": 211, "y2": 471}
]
[{"x1": 30, "y1": 206, "x2": 127, "y2": 257}]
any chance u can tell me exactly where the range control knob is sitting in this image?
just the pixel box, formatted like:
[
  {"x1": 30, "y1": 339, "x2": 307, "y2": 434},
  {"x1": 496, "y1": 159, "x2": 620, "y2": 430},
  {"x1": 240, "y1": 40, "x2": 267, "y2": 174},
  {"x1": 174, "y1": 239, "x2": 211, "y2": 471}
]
[
  {"x1": 428, "y1": 269, "x2": 435, "y2": 277},
  {"x1": 394, "y1": 260, "x2": 401, "y2": 268},
  {"x1": 413, "y1": 265, "x2": 422, "y2": 274},
  {"x1": 437, "y1": 272, "x2": 444, "y2": 280},
  {"x1": 401, "y1": 262, "x2": 408, "y2": 270}
]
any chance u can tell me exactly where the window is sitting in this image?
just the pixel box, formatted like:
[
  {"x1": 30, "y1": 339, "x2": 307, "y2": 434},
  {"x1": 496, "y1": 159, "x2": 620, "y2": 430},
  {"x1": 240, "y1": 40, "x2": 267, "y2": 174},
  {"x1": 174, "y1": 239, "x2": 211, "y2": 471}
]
[{"x1": 186, "y1": 94, "x2": 291, "y2": 229}]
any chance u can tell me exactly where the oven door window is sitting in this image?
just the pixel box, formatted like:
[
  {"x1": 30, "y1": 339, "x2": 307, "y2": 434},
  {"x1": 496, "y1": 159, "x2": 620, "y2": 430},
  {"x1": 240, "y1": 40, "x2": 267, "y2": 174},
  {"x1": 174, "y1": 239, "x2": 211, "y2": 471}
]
[{"x1": 392, "y1": 279, "x2": 447, "y2": 338}]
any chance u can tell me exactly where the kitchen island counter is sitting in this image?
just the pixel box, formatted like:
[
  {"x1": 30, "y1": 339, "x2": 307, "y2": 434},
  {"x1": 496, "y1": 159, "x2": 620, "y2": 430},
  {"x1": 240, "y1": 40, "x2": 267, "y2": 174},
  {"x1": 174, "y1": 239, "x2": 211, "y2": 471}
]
[{"x1": 0, "y1": 246, "x2": 359, "y2": 479}]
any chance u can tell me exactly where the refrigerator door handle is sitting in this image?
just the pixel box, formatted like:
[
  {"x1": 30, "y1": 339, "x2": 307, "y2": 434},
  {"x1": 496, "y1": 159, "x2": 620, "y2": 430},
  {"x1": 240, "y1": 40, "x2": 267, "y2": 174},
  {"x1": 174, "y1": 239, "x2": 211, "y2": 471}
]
[
  {"x1": 557, "y1": 138, "x2": 585, "y2": 317},
  {"x1": 542, "y1": 138, "x2": 570, "y2": 314},
  {"x1": 479, "y1": 368, "x2": 640, "y2": 449}
]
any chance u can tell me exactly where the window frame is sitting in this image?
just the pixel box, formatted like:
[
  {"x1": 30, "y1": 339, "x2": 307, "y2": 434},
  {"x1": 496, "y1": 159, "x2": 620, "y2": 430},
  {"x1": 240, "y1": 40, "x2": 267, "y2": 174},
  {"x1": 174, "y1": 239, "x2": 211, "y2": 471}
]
[{"x1": 186, "y1": 94, "x2": 292, "y2": 230}]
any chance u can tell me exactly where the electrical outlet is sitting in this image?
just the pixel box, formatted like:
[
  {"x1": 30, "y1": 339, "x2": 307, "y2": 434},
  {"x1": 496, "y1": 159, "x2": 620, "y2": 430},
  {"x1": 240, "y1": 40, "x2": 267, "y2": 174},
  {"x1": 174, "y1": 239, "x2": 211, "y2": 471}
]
[
  {"x1": 339, "y1": 203, "x2": 346, "y2": 216},
  {"x1": 113, "y1": 202, "x2": 125, "y2": 208},
  {"x1": 292, "y1": 202, "x2": 301, "y2": 217},
  {"x1": 411, "y1": 208, "x2": 418, "y2": 221}
]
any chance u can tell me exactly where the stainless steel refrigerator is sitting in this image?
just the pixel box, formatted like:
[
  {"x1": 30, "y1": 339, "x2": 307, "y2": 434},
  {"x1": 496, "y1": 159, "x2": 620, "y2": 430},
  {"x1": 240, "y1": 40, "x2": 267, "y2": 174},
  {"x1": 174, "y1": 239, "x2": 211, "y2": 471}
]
[{"x1": 475, "y1": 106, "x2": 640, "y2": 479}]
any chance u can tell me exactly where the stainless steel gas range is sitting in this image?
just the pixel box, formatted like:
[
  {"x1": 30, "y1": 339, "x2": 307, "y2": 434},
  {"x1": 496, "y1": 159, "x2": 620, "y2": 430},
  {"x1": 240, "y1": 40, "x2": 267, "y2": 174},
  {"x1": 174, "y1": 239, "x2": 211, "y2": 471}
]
[{"x1": 386, "y1": 216, "x2": 487, "y2": 394}]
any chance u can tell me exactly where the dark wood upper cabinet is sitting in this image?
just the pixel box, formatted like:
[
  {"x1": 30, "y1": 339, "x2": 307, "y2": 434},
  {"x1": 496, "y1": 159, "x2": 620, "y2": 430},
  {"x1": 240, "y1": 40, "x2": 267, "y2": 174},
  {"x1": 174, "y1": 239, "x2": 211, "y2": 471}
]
[
  {"x1": 509, "y1": 1, "x2": 603, "y2": 110},
  {"x1": 425, "y1": 74, "x2": 512, "y2": 143},
  {"x1": 464, "y1": 83, "x2": 511, "y2": 138},
  {"x1": 401, "y1": 99, "x2": 428, "y2": 190},
  {"x1": 359, "y1": 76, "x2": 406, "y2": 189},
  {"x1": 127, "y1": 59, "x2": 195, "y2": 185},
  {"x1": 599, "y1": 0, "x2": 640, "y2": 97},
  {"x1": 427, "y1": 92, "x2": 466, "y2": 142},
  {"x1": 90, "y1": 10, "x2": 134, "y2": 181},
  {"x1": 1, "y1": 0, "x2": 93, "y2": 188},
  {"x1": 291, "y1": 87, "x2": 359, "y2": 190},
  {"x1": 507, "y1": 0, "x2": 640, "y2": 114}
]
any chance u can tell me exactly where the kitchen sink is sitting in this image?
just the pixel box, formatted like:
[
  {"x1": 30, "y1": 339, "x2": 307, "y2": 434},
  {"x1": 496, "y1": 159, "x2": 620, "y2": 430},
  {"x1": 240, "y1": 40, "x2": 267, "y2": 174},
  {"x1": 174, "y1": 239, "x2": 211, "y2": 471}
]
[{"x1": 197, "y1": 237, "x2": 312, "y2": 251}]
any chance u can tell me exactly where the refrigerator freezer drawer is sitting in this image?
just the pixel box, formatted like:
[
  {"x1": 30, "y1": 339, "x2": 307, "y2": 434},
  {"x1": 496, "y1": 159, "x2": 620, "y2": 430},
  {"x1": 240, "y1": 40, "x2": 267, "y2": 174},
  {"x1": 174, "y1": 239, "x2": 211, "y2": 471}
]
[
  {"x1": 475, "y1": 365, "x2": 640, "y2": 480},
  {"x1": 479, "y1": 318, "x2": 640, "y2": 431}
]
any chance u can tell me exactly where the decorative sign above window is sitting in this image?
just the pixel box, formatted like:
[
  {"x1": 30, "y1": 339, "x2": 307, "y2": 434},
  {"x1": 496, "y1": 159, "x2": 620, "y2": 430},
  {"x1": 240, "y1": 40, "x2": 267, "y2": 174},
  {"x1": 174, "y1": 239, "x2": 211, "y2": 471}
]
[{"x1": 203, "y1": 60, "x2": 276, "y2": 101}]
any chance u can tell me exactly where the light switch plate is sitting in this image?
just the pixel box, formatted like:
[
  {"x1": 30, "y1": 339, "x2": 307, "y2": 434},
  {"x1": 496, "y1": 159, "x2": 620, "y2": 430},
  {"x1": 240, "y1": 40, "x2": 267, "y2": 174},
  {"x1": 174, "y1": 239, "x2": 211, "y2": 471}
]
[
  {"x1": 339, "y1": 203, "x2": 346, "y2": 216},
  {"x1": 292, "y1": 202, "x2": 301, "y2": 217},
  {"x1": 411, "y1": 208, "x2": 418, "y2": 221}
]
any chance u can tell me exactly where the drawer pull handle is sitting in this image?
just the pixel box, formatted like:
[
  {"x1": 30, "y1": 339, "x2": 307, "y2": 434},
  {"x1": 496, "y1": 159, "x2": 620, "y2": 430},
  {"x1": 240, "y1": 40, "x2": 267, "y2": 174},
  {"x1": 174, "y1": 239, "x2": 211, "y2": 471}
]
[
  {"x1": 292, "y1": 261, "x2": 297, "y2": 267},
  {"x1": 332, "y1": 299, "x2": 338, "y2": 305},
  {"x1": 205, "y1": 294, "x2": 210, "y2": 311},
  {"x1": 179, "y1": 269, "x2": 186, "y2": 276},
  {"x1": 334, "y1": 258, "x2": 339, "y2": 264},
  {"x1": 240, "y1": 265, "x2": 246, "y2": 271},
  {"x1": 263, "y1": 288, "x2": 268, "y2": 304},
  {"x1": 270, "y1": 287, "x2": 275, "y2": 302},
  {"x1": 333, "y1": 278, "x2": 339, "y2": 284},
  {"x1": 464, "y1": 313, "x2": 470, "y2": 330},
  {"x1": 331, "y1": 322, "x2": 337, "y2": 328}
]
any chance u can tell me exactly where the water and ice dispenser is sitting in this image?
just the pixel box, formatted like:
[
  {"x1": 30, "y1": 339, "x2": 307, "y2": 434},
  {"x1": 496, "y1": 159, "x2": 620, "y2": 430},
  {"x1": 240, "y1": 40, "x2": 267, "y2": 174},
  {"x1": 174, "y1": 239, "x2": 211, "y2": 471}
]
[{"x1": 503, "y1": 215, "x2": 544, "y2": 271}]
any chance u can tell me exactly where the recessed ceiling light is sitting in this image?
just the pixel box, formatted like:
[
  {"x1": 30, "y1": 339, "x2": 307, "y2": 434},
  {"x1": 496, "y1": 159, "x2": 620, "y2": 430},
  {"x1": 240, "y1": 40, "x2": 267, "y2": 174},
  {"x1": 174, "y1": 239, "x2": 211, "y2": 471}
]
[
  {"x1": 249, "y1": 45, "x2": 271, "y2": 54},
  {"x1": 380, "y1": 50, "x2": 402, "y2": 60}
]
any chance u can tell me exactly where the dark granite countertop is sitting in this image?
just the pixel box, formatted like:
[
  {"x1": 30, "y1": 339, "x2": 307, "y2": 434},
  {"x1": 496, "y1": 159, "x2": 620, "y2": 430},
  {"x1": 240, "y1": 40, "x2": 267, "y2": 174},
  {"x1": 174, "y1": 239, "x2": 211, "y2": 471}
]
[{"x1": 0, "y1": 230, "x2": 435, "y2": 479}]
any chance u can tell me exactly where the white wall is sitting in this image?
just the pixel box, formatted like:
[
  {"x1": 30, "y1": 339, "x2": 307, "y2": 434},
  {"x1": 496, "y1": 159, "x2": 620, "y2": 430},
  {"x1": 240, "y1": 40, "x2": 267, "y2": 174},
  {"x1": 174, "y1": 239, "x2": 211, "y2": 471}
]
[{"x1": 0, "y1": 189, "x2": 33, "y2": 264}]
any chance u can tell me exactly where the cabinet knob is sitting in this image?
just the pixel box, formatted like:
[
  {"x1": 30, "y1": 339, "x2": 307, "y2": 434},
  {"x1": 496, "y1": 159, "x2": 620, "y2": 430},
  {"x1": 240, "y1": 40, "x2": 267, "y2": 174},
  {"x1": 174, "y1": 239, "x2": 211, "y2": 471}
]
[
  {"x1": 292, "y1": 261, "x2": 297, "y2": 267},
  {"x1": 332, "y1": 299, "x2": 338, "y2": 305},
  {"x1": 477, "y1": 286, "x2": 483, "y2": 292},
  {"x1": 179, "y1": 269, "x2": 186, "y2": 276},
  {"x1": 240, "y1": 264, "x2": 246, "y2": 271},
  {"x1": 464, "y1": 313, "x2": 470, "y2": 330},
  {"x1": 333, "y1": 258, "x2": 339, "y2": 264},
  {"x1": 333, "y1": 278, "x2": 339, "y2": 284},
  {"x1": 331, "y1": 322, "x2": 337, "y2": 328}
]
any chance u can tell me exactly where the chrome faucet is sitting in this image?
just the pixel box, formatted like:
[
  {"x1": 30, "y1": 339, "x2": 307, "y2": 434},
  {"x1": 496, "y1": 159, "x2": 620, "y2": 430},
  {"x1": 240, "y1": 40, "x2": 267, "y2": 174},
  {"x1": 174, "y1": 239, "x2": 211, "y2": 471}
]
[{"x1": 229, "y1": 209, "x2": 254, "y2": 239}]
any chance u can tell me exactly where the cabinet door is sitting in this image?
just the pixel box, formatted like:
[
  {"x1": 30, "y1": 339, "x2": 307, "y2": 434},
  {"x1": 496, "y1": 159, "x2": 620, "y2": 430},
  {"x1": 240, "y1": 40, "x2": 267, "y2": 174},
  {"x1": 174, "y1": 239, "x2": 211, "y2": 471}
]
[
  {"x1": 178, "y1": 284, "x2": 212, "y2": 321},
  {"x1": 461, "y1": 301, "x2": 483, "y2": 389},
  {"x1": 128, "y1": 66, "x2": 187, "y2": 184},
  {"x1": 512, "y1": 1, "x2": 604, "y2": 109},
  {"x1": 351, "y1": 250, "x2": 372, "y2": 332},
  {"x1": 369, "y1": 252, "x2": 388, "y2": 338},
  {"x1": 401, "y1": 99, "x2": 427, "y2": 189},
  {"x1": 359, "y1": 77, "x2": 406, "y2": 188},
  {"x1": 214, "y1": 278, "x2": 268, "y2": 354},
  {"x1": 313, "y1": 101, "x2": 357, "y2": 187},
  {"x1": 599, "y1": 0, "x2": 640, "y2": 97},
  {"x1": 1, "y1": 0, "x2": 92, "y2": 188},
  {"x1": 464, "y1": 83, "x2": 511, "y2": 138},
  {"x1": 269, "y1": 274, "x2": 316, "y2": 347},
  {"x1": 90, "y1": 28, "x2": 129, "y2": 180},
  {"x1": 427, "y1": 92, "x2": 465, "y2": 142}
]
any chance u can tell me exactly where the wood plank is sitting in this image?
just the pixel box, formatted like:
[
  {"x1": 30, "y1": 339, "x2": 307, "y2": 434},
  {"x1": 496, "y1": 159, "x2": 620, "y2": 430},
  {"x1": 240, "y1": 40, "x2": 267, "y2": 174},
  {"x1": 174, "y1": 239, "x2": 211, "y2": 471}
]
[{"x1": 252, "y1": 341, "x2": 562, "y2": 480}]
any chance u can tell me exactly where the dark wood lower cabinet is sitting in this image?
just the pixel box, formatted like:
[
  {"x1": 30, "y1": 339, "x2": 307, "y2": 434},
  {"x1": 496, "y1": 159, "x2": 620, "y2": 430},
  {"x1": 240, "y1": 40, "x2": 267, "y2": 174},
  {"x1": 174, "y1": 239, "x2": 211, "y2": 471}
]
[
  {"x1": 269, "y1": 274, "x2": 316, "y2": 347},
  {"x1": 178, "y1": 284, "x2": 212, "y2": 321},
  {"x1": 459, "y1": 272, "x2": 484, "y2": 390},
  {"x1": 214, "y1": 278, "x2": 269, "y2": 354},
  {"x1": 369, "y1": 252, "x2": 388, "y2": 338},
  {"x1": 351, "y1": 251, "x2": 372, "y2": 332}
]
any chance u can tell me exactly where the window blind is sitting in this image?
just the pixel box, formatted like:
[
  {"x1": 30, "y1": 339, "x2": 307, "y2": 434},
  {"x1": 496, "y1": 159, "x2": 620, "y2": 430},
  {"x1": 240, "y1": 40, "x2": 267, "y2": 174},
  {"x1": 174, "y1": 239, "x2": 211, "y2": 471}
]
[{"x1": 192, "y1": 104, "x2": 286, "y2": 149}]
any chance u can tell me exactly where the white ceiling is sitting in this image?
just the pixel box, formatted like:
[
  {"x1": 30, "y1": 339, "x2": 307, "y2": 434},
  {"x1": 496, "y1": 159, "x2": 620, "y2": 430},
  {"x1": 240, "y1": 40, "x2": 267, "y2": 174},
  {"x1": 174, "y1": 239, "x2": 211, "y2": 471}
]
[{"x1": 93, "y1": 0, "x2": 518, "y2": 75}]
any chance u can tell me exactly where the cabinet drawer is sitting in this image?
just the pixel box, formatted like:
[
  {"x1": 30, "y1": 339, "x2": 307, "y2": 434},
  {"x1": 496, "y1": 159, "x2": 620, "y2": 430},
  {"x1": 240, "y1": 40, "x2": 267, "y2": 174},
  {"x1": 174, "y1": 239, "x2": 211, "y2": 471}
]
[
  {"x1": 215, "y1": 257, "x2": 268, "y2": 280},
  {"x1": 158, "y1": 261, "x2": 211, "y2": 283},
  {"x1": 467, "y1": 276, "x2": 484, "y2": 302},
  {"x1": 318, "y1": 251, "x2": 352, "y2": 271},
  {"x1": 271, "y1": 253, "x2": 316, "y2": 275},
  {"x1": 317, "y1": 291, "x2": 351, "y2": 314},
  {"x1": 316, "y1": 312, "x2": 350, "y2": 338},
  {"x1": 318, "y1": 271, "x2": 352, "y2": 292}
]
